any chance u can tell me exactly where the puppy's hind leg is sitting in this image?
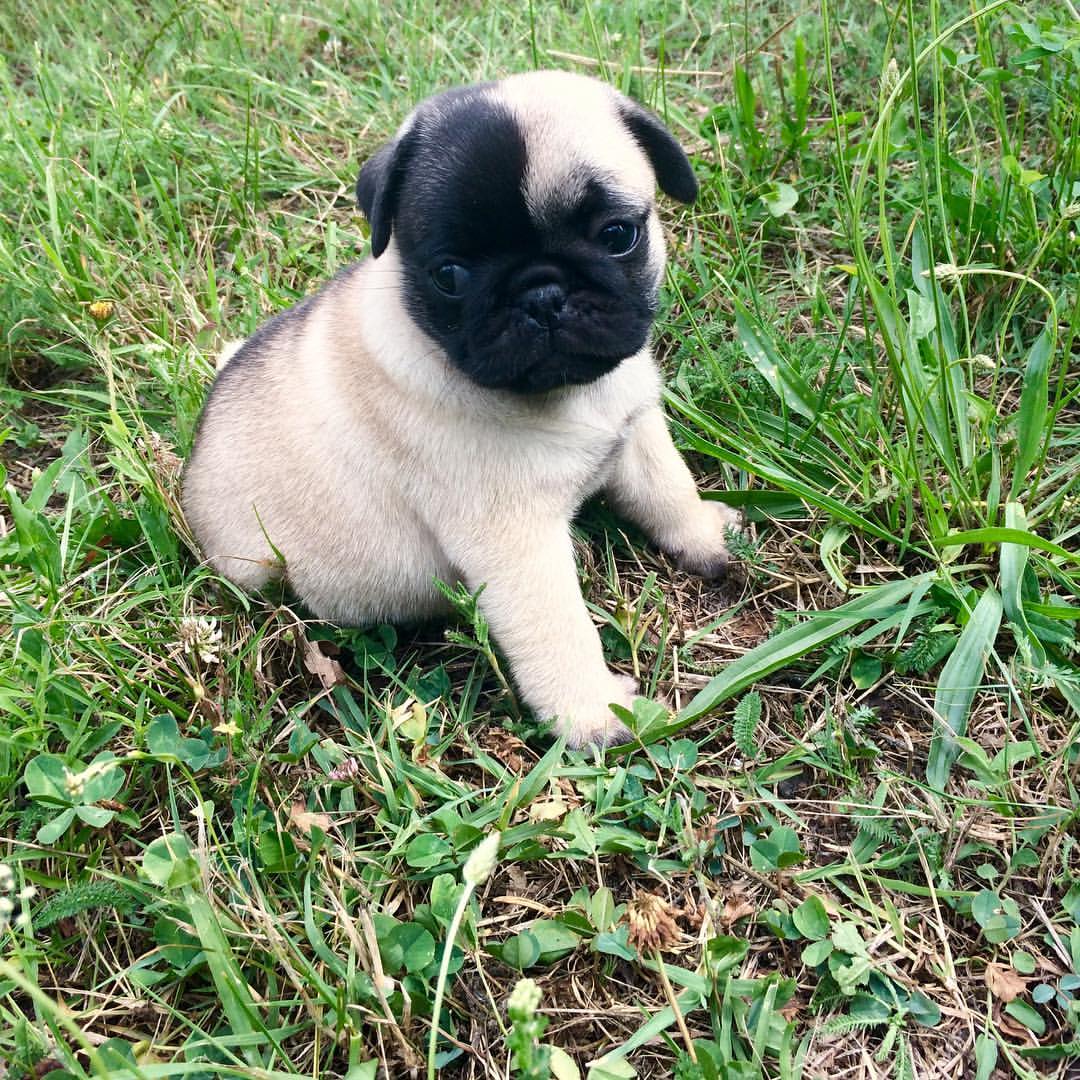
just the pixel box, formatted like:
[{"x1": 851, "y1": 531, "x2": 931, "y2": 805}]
[{"x1": 605, "y1": 405, "x2": 741, "y2": 578}]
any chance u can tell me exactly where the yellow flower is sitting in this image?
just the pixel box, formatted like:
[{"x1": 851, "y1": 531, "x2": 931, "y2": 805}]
[{"x1": 88, "y1": 300, "x2": 115, "y2": 321}]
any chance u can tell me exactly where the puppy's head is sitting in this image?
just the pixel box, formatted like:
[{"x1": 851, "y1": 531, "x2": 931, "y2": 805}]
[{"x1": 357, "y1": 72, "x2": 697, "y2": 394}]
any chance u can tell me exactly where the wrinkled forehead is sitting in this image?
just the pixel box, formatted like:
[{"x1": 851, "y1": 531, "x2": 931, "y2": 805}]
[
  {"x1": 403, "y1": 78, "x2": 653, "y2": 241},
  {"x1": 497, "y1": 73, "x2": 656, "y2": 218}
]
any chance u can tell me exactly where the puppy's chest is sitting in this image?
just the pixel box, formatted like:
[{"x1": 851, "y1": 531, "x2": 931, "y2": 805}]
[
  {"x1": 516, "y1": 418, "x2": 625, "y2": 492},
  {"x1": 488, "y1": 397, "x2": 644, "y2": 506}
]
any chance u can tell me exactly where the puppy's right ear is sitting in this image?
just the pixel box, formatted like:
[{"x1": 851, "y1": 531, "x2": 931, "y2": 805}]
[{"x1": 356, "y1": 129, "x2": 417, "y2": 258}]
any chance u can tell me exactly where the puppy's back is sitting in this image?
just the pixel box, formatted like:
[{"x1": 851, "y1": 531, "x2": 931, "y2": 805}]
[
  {"x1": 215, "y1": 339, "x2": 246, "y2": 371},
  {"x1": 181, "y1": 265, "x2": 440, "y2": 622},
  {"x1": 182, "y1": 296, "x2": 321, "y2": 590}
]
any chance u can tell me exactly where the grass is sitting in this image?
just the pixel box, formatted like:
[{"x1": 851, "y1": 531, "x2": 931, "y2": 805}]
[{"x1": 1, "y1": 0, "x2": 1079, "y2": 1076}]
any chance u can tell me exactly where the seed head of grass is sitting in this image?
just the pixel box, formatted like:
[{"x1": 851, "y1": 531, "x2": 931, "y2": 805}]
[{"x1": 463, "y1": 830, "x2": 501, "y2": 886}]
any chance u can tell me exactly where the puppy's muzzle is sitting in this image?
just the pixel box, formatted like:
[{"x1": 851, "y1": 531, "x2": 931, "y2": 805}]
[
  {"x1": 522, "y1": 282, "x2": 566, "y2": 329},
  {"x1": 513, "y1": 263, "x2": 568, "y2": 330}
]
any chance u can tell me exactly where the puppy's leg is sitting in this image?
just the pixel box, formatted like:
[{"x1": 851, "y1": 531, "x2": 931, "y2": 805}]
[
  {"x1": 606, "y1": 405, "x2": 740, "y2": 578},
  {"x1": 456, "y1": 522, "x2": 635, "y2": 748}
]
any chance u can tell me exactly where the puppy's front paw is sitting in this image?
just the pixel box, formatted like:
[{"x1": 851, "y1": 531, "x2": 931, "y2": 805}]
[
  {"x1": 667, "y1": 500, "x2": 742, "y2": 580},
  {"x1": 552, "y1": 673, "x2": 637, "y2": 749}
]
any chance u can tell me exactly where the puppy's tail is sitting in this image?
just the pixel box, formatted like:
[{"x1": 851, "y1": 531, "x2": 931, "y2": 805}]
[{"x1": 216, "y1": 340, "x2": 246, "y2": 372}]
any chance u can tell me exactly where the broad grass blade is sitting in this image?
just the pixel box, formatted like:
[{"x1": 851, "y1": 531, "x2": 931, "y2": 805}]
[
  {"x1": 184, "y1": 889, "x2": 276, "y2": 1068},
  {"x1": 650, "y1": 576, "x2": 929, "y2": 740},
  {"x1": 504, "y1": 736, "x2": 566, "y2": 815},
  {"x1": 911, "y1": 227, "x2": 971, "y2": 468},
  {"x1": 590, "y1": 986, "x2": 704, "y2": 1066},
  {"x1": 1000, "y1": 502, "x2": 1045, "y2": 665},
  {"x1": 666, "y1": 408, "x2": 904, "y2": 545},
  {"x1": 865, "y1": 271, "x2": 957, "y2": 474},
  {"x1": 933, "y1": 527, "x2": 1078, "y2": 563},
  {"x1": 926, "y1": 587, "x2": 1003, "y2": 790},
  {"x1": 733, "y1": 298, "x2": 817, "y2": 420},
  {"x1": 1010, "y1": 325, "x2": 1052, "y2": 497}
]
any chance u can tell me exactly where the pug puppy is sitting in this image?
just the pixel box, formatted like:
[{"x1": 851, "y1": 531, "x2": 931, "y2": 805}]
[{"x1": 182, "y1": 71, "x2": 738, "y2": 747}]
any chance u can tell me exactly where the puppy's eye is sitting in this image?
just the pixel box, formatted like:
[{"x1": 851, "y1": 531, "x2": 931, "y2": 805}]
[
  {"x1": 431, "y1": 263, "x2": 471, "y2": 297},
  {"x1": 597, "y1": 221, "x2": 640, "y2": 257}
]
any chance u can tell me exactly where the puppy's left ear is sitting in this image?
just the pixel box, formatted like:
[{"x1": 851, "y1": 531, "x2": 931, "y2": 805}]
[
  {"x1": 617, "y1": 99, "x2": 698, "y2": 204},
  {"x1": 356, "y1": 129, "x2": 417, "y2": 258}
]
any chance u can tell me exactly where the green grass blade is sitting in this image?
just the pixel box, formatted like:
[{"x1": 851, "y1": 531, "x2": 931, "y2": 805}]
[
  {"x1": 1000, "y1": 502, "x2": 1046, "y2": 665},
  {"x1": 653, "y1": 576, "x2": 930, "y2": 737},
  {"x1": 933, "y1": 527, "x2": 1079, "y2": 563},
  {"x1": 501, "y1": 736, "x2": 566, "y2": 819},
  {"x1": 590, "y1": 986, "x2": 704, "y2": 1065},
  {"x1": 865, "y1": 274, "x2": 956, "y2": 475},
  {"x1": 666, "y1": 407, "x2": 907, "y2": 546},
  {"x1": 911, "y1": 227, "x2": 971, "y2": 470},
  {"x1": 1010, "y1": 325, "x2": 1052, "y2": 498},
  {"x1": 732, "y1": 298, "x2": 817, "y2": 420},
  {"x1": 182, "y1": 889, "x2": 285, "y2": 1069},
  {"x1": 926, "y1": 587, "x2": 1003, "y2": 790}
]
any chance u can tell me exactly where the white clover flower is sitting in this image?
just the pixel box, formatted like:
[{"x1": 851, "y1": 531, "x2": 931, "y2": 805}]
[
  {"x1": 179, "y1": 616, "x2": 223, "y2": 665},
  {"x1": 0, "y1": 863, "x2": 13, "y2": 892},
  {"x1": 507, "y1": 977, "x2": 542, "y2": 1019},
  {"x1": 18, "y1": 886, "x2": 36, "y2": 902},
  {"x1": 0, "y1": 897, "x2": 13, "y2": 917},
  {"x1": 463, "y1": 831, "x2": 501, "y2": 886},
  {"x1": 64, "y1": 766, "x2": 87, "y2": 799}
]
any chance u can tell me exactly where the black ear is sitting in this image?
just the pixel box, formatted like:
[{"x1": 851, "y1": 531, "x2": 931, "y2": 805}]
[
  {"x1": 617, "y1": 99, "x2": 698, "y2": 204},
  {"x1": 356, "y1": 130, "x2": 417, "y2": 258}
]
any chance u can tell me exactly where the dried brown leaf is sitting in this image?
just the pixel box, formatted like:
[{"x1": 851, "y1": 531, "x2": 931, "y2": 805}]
[
  {"x1": 996, "y1": 1005, "x2": 1038, "y2": 1044},
  {"x1": 195, "y1": 696, "x2": 222, "y2": 725},
  {"x1": 679, "y1": 900, "x2": 707, "y2": 932},
  {"x1": 302, "y1": 638, "x2": 346, "y2": 689},
  {"x1": 481, "y1": 727, "x2": 527, "y2": 773},
  {"x1": 290, "y1": 802, "x2": 331, "y2": 835},
  {"x1": 1036, "y1": 955, "x2": 1065, "y2": 976},
  {"x1": 529, "y1": 787, "x2": 568, "y2": 822},
  {"x1": 985, "y1": 962, "x2": 1027, "y2": 1003},
  {"x1": 721, "y1": 893, "x2": 756, "y2": 927}
]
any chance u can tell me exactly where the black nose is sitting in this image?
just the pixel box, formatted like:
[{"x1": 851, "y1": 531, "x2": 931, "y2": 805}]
[{"x1": 522, "y1": 282, "x2": 566, "y2": 328}]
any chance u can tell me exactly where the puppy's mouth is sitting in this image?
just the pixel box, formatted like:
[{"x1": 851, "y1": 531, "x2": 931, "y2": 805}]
[
  {"x1": 465, "y1": 335, "x2": 636, "y2": 394},
  {"x1": 503, "y1": 348, "x2": 626, "y2": 394},
  {"x1": 460, "y1": 291, "x2": 653, "y2": 394}
]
